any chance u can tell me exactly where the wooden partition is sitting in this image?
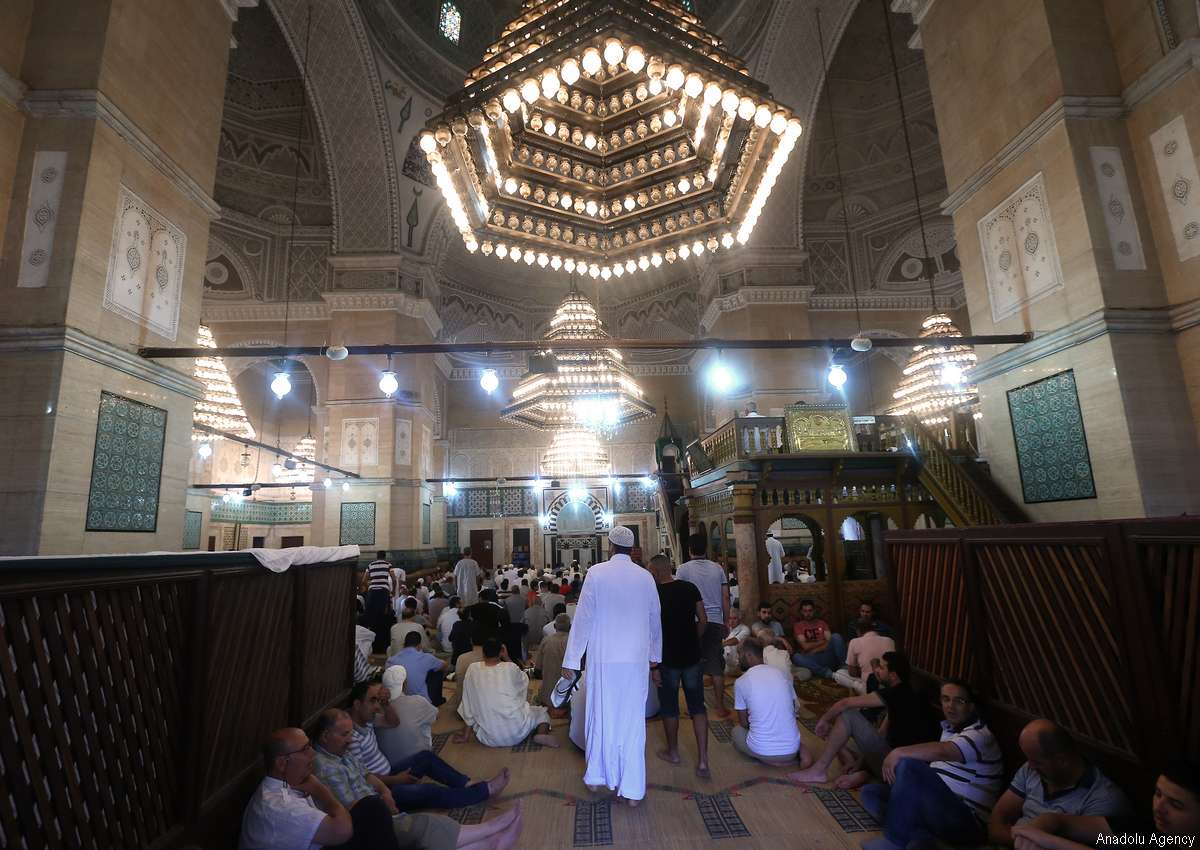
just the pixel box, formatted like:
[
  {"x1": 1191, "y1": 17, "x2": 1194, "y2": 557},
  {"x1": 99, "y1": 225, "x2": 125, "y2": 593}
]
[
  {"x1": 0, "y1": 551, "x2": 357, "y2": 850},
  {"x1": 886, "y1": 518, "x2": 1200, "y2": 791}
]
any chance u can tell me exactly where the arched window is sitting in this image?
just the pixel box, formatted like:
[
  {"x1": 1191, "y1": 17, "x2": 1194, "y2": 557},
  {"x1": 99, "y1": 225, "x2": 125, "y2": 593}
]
[{"x1": 439, "y1": 2, "x2": 461, "y2": 44}]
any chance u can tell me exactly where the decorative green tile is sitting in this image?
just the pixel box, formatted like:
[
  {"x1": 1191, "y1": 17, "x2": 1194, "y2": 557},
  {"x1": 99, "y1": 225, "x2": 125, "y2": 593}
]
[
  {"x1": 211, "y1": 500, "x2": 313, "y2": 525},
  {"x1": 1007, "y1": 370, "x2": 1096, "y2": 504},
  {"x1": 86, "y1": 391, "x2": 167, "y2": 532},
  {"x1": 183, "y1": 510, "x2": 203, "y2": 549},
  {"x1": 421, "y1": 502, "x2": 431, "y2": 545},
  {"x1": 340, "y1": 502, "x2": 376, "y2": 546}
]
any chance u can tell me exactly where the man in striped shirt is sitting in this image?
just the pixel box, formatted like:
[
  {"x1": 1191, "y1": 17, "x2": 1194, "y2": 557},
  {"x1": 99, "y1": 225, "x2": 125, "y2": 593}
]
[
  {"x1": 861, "y1": 679, "x2": 1004, "y2": 850},
  {"x1": 365, "y1": 551, "x2": 395, "y2": 604}
]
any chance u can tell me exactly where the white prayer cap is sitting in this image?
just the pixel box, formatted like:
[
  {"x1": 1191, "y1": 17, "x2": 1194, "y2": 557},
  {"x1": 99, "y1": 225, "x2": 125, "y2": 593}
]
[
  {"x1": 382, "y1": 665, "x2": 407, "y2": 693},
  {"x1": 766, "y1": 531, "x2": 775, "y2": 537},
  {"x1": 609, "y1": 525, "x2": 635, "y2": 547}
]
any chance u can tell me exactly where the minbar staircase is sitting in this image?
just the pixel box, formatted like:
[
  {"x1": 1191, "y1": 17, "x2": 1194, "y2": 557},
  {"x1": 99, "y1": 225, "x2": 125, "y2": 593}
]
[{"x1": 901, "y1": 417, "x2": 1028, "y2": 527}]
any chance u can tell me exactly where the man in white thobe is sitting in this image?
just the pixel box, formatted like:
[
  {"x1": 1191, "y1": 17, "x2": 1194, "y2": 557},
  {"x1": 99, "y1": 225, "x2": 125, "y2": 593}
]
[
  {"x1": 561, "y1": 526, "x2": 662, "y2": 806},
  {"x1": 453, "y1": 548, "x2": 481, "y2": 607},
  {"x1": 765, "y1": 532, "x2": 785, "y2": 584}
]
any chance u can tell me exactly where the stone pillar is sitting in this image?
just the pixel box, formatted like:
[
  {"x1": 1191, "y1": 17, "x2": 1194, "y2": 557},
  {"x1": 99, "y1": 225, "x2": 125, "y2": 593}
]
[
  {"x1": 0, "y1": 0, "x2": 233, "y2": 554},
  {"x1": 908, "y1": 0, "x2": 1200, "y2": 520},
  {"x1": 731, "y1": 483, "x2": 761, "y2": 613}
]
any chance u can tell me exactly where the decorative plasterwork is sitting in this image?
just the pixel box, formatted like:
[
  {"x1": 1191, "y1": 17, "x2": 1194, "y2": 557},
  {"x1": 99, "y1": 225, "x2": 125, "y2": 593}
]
[
  {"x1": 700, "y1": 284, "x2": 815, "y2": 332},
  {"x1": 942, "y1": 96, "x2": 1126, "y2": 216},
  {"x1": 1149, "y1": 115, "x2": 1200, "y2": 263},
  {"x1": 268, "y1": 0, "x2": 400, "y2": 253},
  {"x1": 21, "y1": 89, "x2": 222, "y2": 218},
  {"x1": 104, "y1": 185, "x2": 188, "y2": 341},
  {"x1": 0, "y1": 326, "x2": 204, "y2": 399},
  {"x1": 17, "y1": 151, "x2": 68, "y2": 289},
  {"x1": 977, "y1": 172, "x2": 1065, "y2": 323},
  {"x1": 1089, "y1": 146, "x2": 1147, "y2": 270},
  {"x1": 810, "y1": 291, "x2": 961, "y2": 311},
  {"x1": 201, "y1": 291, "x2": 442, "y2": 336},
  {"x1": 1123, "y1": 38, "x2": 1200, "y2": 110}
]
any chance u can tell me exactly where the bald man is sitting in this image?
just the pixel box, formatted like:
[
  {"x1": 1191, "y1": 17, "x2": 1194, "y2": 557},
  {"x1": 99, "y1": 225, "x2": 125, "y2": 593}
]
[{"x1": 988, "y1": 719, "x2": 1129, "y2": 847}]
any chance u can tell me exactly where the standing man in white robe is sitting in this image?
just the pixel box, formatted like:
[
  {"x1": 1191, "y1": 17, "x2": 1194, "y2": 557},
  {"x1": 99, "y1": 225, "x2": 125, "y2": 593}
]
[
  {"x1": 561, "y1": 526, "x2": 662, "y2": 807},
  {"x1": 454, "y1": 547, "x2": 481, "y2": 607},
  {"x1": 765, "y1": 532, "x2": 786, "y2": 585}
]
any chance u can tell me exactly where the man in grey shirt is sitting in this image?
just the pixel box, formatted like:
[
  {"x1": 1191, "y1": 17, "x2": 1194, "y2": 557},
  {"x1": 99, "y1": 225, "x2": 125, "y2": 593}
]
[
  {"x1": 676, "y1": 532, "x2": 731, "y2": 720},
  {"x1": 988, "y1": 719, "x2": 1130, "y2": 847}
]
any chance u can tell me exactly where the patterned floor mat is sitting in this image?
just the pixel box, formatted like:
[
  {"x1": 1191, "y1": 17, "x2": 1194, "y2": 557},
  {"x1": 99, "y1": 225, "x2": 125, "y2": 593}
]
[{"x1": 813, "y1": 787, "x2": 880, "y2": 833}]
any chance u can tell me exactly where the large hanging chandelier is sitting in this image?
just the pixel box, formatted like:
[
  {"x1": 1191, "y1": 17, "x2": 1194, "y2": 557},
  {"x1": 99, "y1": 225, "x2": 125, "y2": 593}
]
[
  {"x1": 502, "y1": 289, "x2": 655, "y2": 431},
  {"x1": 275, "y1": 434, "x2": 316, "y2": 484},
  {"x1": 193, "y1": 324, "x2": 255, "y2": 442},
  {"x1": 888, "y1": 314, "x2": 978, "y2": 426},
  {"x1": 541, "y1": 428, "x2": 611, "y2": 478},
  {"x1": 420, "y1": 0, "x2": 802, "y2": 281}
]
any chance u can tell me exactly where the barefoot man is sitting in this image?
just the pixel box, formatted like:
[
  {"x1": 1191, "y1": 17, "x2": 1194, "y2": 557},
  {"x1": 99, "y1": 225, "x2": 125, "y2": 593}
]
[{"x1": 561, "y1": 526, "x2": 662, "y2": 806}]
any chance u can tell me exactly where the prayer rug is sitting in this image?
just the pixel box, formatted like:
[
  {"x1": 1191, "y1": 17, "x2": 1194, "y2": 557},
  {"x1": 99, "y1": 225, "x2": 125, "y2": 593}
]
[
  {"x1": 512, "y1": 733, "x2": 545, "y2": 753},
  {"x1": 572, "y1": 799, "x2": 614, "y2": 846},
  {"x1": 692, "y1": 792, "x2": 750, "y2": 839},
  {"x1": 813, "y1": 787, "x2": 880, "y2": 832}
]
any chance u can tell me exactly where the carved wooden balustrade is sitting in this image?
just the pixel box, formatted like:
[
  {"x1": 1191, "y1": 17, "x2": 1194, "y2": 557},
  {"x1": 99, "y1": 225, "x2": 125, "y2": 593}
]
[
  {"x1": 0, "y1": 550, "x2": 357, "y2": 850},
  {"x1": 899, "y1": 416, "x2": 1018, "y2": 526}
]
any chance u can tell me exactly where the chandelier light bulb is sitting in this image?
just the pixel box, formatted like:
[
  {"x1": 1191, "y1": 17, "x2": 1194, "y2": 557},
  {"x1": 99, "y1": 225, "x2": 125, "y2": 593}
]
[
  {"x1": 544, "y1": 117, "x2": 557, "y2": 136},
  {"x1": 521, "y1": 78, "x2": 540, "y2": 103},
  {"x1": 828, "y1": 364, "x2": 848, "y2": 389},
  {"x1": 495, "y1": 243, "x2": 508, "y2": 258},
  {"x1": 419, "y1": 132, "x2": 437, "y2": 153},
  {"x1": 197, "y1": 442, "x2": 212, "y2": 459},
  {"x1": 538, "y1": 252, "x2": 550, "y2": 267},
  {"x1": 603, "y1": 38, "x2": 624, "y2": 66},
  {"x1": 651, "y1": 253, "x2": 663, "y2": 267},
  {"x1": 692, "y1": 240, "x2": 704, "y2": 255},
  {"x1": 541, "y1": 69, "x2": 560, "y2": 98},
  {"x1": 270, "y1": 370, "x2": 292, "y2": 399},
  {"x1": 704, "y1": 82, "x2": 723, "y2": 106},
  {"x1": 504, "y1": 176, "x2": 518, "y2": 193},
  {"x1": 625, "y1": 45, "x2": 646, "y2": 73},
  {"x1": 565, "y1": 258, "x2": 576, "y2": 272},
  {"x1": 560, "y1": 58, "x2": 580, "y2": 85},
  {"x1": 737, "y1": 96, "x2": 756, "y2": 120},
  {"x1": 941, "y1": 363, "x2": 964, "y2": 386},
  {"x1": 511, "y1": 246, "x2": 523, "y2": 262},
  {"x1": 582, "y1": 47, "x2": 602, "y2": 75},
  {"x1": 524, "y1": 251, "x2": 535, "y2": 265},
  {"x1": 722, "y1": 89, "x2": 740, "y2": 113},
  {"x1": 647, "y1": 56, "x2": 665, "y2": 80},
  {"x1": 584, "y1": 132, "x2": 597, "y2": 149},
  {"x1": 663, "y1": 108, "x2": 677, "y2": 127},
  {"x1": 684, "y1": 73, "x2": 705, "y2": 98},
  {"x1": 679, "y1": 243, "x2": 691, "y2": 259},
  {"x1": 585, "y1": 199, "x2": 598, "y2": 216},
  {"x1": 722, "y1": 232, "x2": 735, "y2": 248},
  {"x1": 754, "y1": 104, "x2": 773, "y2": 128},
  {"x1": 379, "y1": 370, "x2": 399, "y2": 397},
  {"x1": 480, "y1": 368, "x2": 500, "y2": 394},
  {"x1": 560, "y1": 192, "x2": 572, "y2": 209},
  {"x1": 623, "y1": 195, "x2": 636, "y2": 211},
  {"x1": 770, "y1": 111, "x2": 788, "y2": 134},
  {"x1": 502, "y1": 88, "x2": 521, "y2": 112},
  {"x1": 551, "y1": 255, "x2": 562, "y2": 270},
  {"x1": 665, "y1": 64, "x2": 686, "y2": 90},
  {"x1": 648, "y1": 78, "x2": 664, "y2": 95},
  {"x1": 589, "y1": 264, "x2": 600, "y2": 278},
  {"x1": 638, "y1": 255, "x2": 650, "y2": 270}
]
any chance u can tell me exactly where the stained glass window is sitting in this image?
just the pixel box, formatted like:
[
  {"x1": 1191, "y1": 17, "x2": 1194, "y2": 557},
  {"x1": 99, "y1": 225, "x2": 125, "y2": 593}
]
[{"x1": 439, "y1": 2, "x2": 461, "y2": 44}]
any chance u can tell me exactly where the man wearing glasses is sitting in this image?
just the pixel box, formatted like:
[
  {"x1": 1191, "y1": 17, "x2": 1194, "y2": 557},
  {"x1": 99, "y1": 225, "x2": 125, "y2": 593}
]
[{"x1": 861, "y1": 679, "x2": 1004, "y2": 850}]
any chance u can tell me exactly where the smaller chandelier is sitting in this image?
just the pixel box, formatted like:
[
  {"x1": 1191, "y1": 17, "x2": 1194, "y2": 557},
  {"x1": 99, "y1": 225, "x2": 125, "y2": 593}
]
[
  {"x1": 541, "y1": 428, "x2": 611, "y2": 479},
  {"x1": 276, "y1": 434, "x2": 317, "y2": 484},
  {"x1": 888, "y1": 314, "x2": 978, "y2": 425}
]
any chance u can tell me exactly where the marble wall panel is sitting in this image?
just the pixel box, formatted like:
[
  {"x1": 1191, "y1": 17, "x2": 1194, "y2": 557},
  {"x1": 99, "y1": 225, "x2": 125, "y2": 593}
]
[
  {"x1": 1149, "y1": 115, "x2": 1200, "y2": 263},
  {"x1": 1088, "y1": 146, "x2": 1147, "y2": 270},
  {"x1": 102, "y1": 185, "x2": 186, "y2": 340}
]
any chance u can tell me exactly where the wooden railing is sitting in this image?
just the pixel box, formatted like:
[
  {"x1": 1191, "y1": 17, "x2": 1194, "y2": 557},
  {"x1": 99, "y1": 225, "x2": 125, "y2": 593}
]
[
  {"x1": 0, "y1": 550, "x2": 357, "y2": 850},
  {"x1": 695, "y1": 416, "x2": 788, "y2": 469},
  {"x1": 886, "y1": 519, "x2": 1200, "y2": 789},
  {"x1": 900, "y1": 416, "x2": 1020, "y2": 526}
]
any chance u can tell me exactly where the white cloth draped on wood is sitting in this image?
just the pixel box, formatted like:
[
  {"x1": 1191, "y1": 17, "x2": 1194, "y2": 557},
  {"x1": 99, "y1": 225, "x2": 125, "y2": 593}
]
[{"x1": 562, "y1": 553, "x2": 662, "y2": 801}]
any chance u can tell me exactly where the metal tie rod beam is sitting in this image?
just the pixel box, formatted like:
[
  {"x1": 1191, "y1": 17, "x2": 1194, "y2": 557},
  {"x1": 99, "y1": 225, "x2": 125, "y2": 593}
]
[
  {"x1": 192, "y1": 423, "x2": 360, "y2": 479},
  {"x1": 142, "y1": 334, "x2": 1032, "y2": 359}
]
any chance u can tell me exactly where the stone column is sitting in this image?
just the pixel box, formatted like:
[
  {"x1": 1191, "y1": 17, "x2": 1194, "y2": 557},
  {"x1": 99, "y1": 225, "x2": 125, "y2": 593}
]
[
  {"x1": 906, "y1": 0, "x2": 1200, "y2": 520},
  {"x1": 731, "y1": 482, "x2": 761, "y2": 613},
  {"x1": 0, "y1": 0, "x2": 233, "y2": 554}
]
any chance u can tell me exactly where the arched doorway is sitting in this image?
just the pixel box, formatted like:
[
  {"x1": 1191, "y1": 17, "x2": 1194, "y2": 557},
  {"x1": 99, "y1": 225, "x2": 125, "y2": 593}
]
[{"x1": 766, "y1": 514, "x2": 826, "y2": 582}]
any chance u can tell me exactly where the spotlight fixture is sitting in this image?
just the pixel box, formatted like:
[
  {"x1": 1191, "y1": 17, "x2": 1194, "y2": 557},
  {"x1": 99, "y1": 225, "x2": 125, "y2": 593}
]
[
  {"x1": 270, "y1": 369, "x2": 292, "y2": 399},
  {"x1": 480, "y1": 368, "x2": 500, "y2": 394},
  {"x1": 827, "y1": 364, "x2": 848, "y2": 389}
]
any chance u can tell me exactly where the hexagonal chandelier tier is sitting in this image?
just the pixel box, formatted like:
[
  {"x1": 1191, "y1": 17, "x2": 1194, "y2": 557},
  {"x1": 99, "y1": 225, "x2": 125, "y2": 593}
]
[{"x1": 420, "y1": 0, "x2": 802, "y2": 282}]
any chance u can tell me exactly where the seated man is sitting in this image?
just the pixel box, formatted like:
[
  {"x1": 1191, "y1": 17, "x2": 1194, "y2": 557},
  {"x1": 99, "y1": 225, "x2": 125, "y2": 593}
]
[
  {"x1": 722, "y1": 610, "x2": 752, "y2": 675},
  {"x1": 749, "y1": 621, "x2": 810, "y2": 700},
  {"x1": 468, "y1": 588, "x2": 509, "y2": 645},
  {"x1": 860, "y1": 679, "x2": 1004, "y2": 850},
  {"x1": 789, "y1": 651, "x2": 938, "y2": 788},
  {"x1": 791, "y1": 599, "x2": 846, "y2": 679},
  {"x1": 386, "y1": 632, "x2": 449, "y2": 707},
  {"x1": 377, "y1": 666, "x2": 437, "y2": 765},
  {"x1": 731, "y1": 638, "x2": 814, "y2": 768},
  {"x1": 309, "y1": 709, "x2": 524, "y2": 850},
  {"x1": 346, "y1": 681, "x2": 509, "y2": 811},
  {"x1": 436, "y1": 596, "x2": 461, "y2": 653},
  {"x1": 240, "y1": 726, "x2": 353, "y2": 850},
  {"x1": 536, "y1": 613, "x2": 571, "y2": 710},
  {"x1": 833, "y1": 619, "x2": 895, "y2": 695},
  {"x1": 353, "y1": 643, "x2": 380, "y2": 686},
  {"x1": 522, "y1": 595, "x2": 550, "y2": 656},
  {"x1": 456, "y1": 638, "x2": 559, "y2": 749},
  {"x1": 542, "y1": 602, "x2": 569, "y2": 639},
  {"x1": 754, "y1": 602, "x2": 786, "y2": 640},
  {"x1": 847, "y1": 600, "x2": 893, "y2": 639},
  {"x1": 389, "y1": 597, "x2": 432, "y2": 655},
  {"x1": 988, "y1": 719, "x2": 1129, "y2": 846},
  {"x1": 1007, "y1": 761, "x2": 1199, "y2": 848}
]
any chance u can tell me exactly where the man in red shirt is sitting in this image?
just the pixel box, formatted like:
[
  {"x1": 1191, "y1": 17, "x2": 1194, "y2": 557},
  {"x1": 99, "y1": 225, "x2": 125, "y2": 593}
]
[{"x1": 790, "y1": 599, "x2": 846, "y2": 679}]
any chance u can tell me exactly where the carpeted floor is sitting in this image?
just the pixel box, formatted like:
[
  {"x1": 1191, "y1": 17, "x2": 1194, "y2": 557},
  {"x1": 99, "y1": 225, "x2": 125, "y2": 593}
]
[{"x1": 420, "y1": 670, "x2": 881, "y2": 849}]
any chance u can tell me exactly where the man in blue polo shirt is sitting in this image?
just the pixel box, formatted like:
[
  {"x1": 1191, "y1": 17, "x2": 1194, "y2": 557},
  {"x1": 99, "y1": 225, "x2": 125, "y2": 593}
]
[{"x1": 988, "y1": 719, "x2": 1130, "y2": 847}]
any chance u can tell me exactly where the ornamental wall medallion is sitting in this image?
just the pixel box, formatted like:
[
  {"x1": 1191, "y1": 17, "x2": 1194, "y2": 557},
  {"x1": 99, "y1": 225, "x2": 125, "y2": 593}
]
[
  {"x1": 1150, "y1": 115, "x2": 1200, "y2": 262},
  {"x1": 976, "y1": 172, "x2": 1066, "y2": 323},
  {"x1": 1089, "y1": 147, "x2": 1146, "y2": 271},
  {"x1": 340, "y1": 417, "x2": 379, "y2": 469},
  {"x1": 18, "y1": 151, "x2": 68, "y2": 289},
  {"x1": 1007, "y1": 370, "x2": 1096, "y2": 504},
  {"x1": 102, "y1": 185, "x2": 187, "y2": 340},
  {"x1": 85, "y1": 391, "x2": 167, "y2": 532}
]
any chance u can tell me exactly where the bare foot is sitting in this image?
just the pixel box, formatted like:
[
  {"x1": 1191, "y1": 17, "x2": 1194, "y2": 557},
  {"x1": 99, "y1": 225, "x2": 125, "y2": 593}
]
[
  {"x1": 787, "y1": 765, "x2": 829, "y2": 784},
  {"x1": 487, "y1": 768, "x2": 511, "y2": 797},
  {"x1": 656, "y1": 749, "x2": 682, "y2": 765},
  {"x1": 532, "y1": 733, "x2": 560, "y2": 748},
  {"x1": 495, "y1": 809, "x2": 524, "y2": 850},
  {"x1": 695, "y1": 764, "x2": 711, "y2": 779},
  {"x1": 833, "y1": 769, "x2": 869, "y2": 790}
]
